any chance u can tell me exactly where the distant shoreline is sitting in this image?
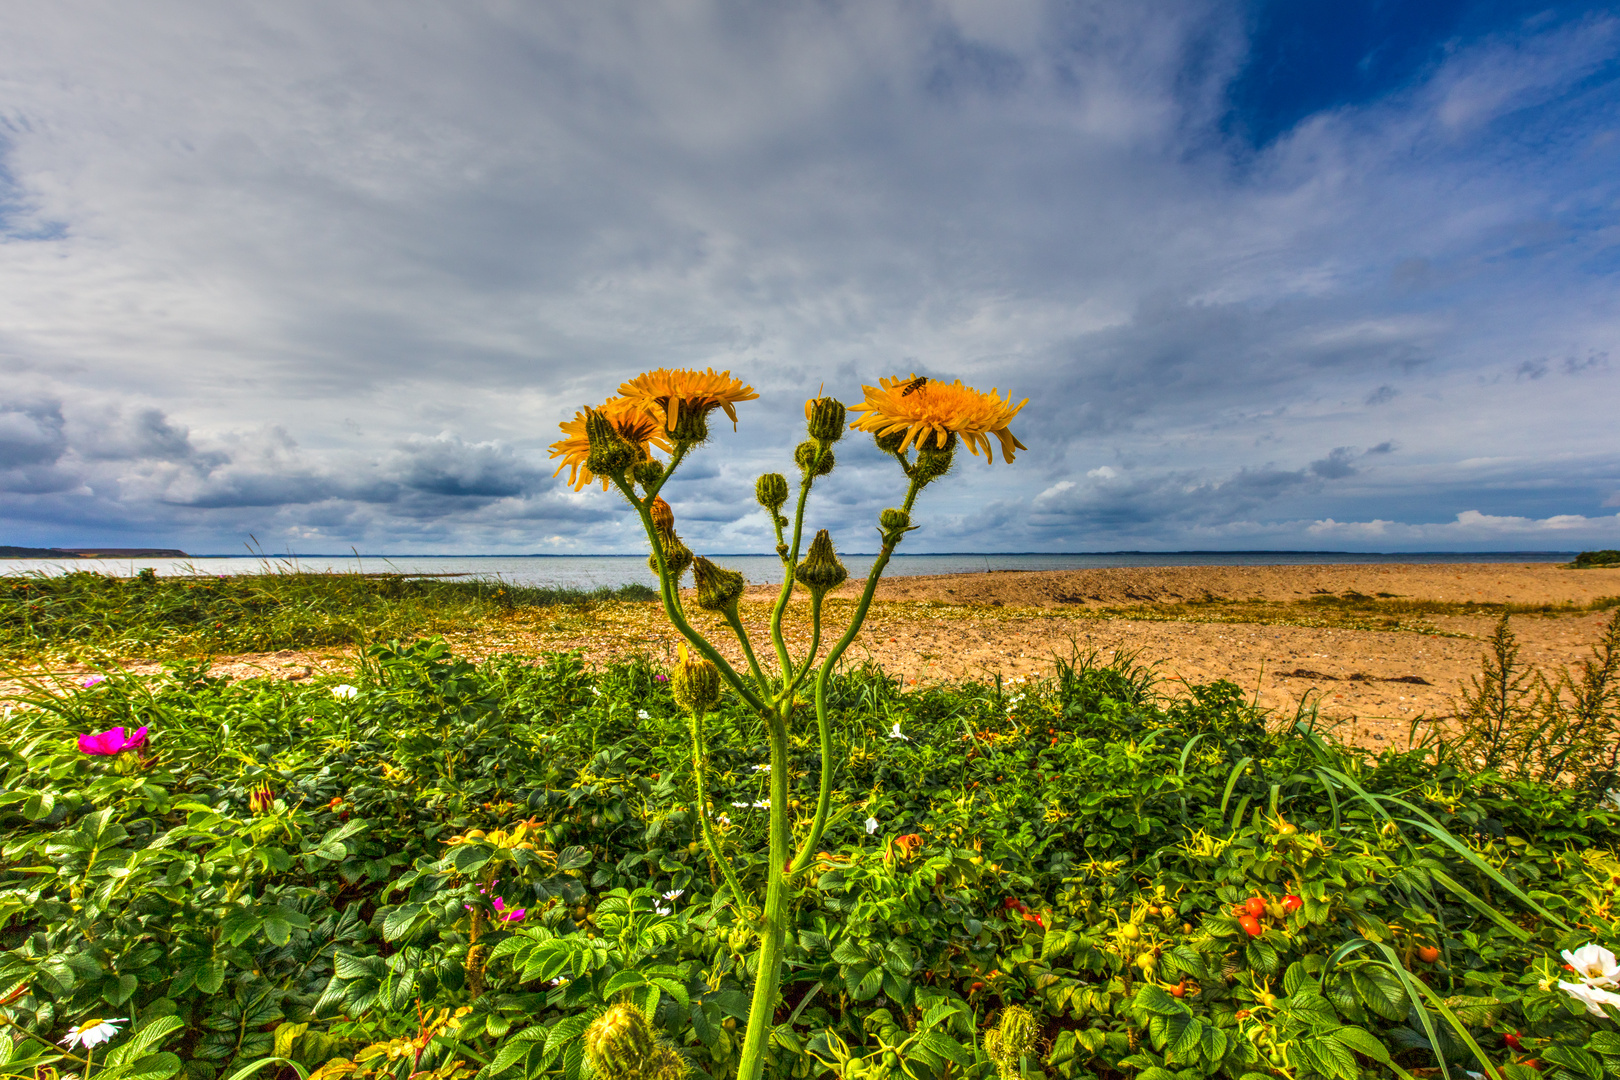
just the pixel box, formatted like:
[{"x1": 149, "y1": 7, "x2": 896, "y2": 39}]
[{"x1": 3, "y1": 549, "x2": 1580, "y2": 559}]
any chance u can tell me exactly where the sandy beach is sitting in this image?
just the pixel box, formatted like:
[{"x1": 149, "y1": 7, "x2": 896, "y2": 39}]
[{"x1": 70, "y1": 560, "x2": 1615, "y2": 750}]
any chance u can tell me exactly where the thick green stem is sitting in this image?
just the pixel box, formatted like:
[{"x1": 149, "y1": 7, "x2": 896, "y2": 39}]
[
  {"x1": 690, "y1": 709, "x2": 751, "y2": 916},
  {"x1": 735, "y1": 708, "x2": 792, "y2": 1080}
]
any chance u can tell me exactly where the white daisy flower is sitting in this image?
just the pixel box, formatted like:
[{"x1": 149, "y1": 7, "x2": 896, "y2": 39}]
[
  {"x1": 655, "y1": 904, "x2": 671, "y2": 916},
  {"x1": 60, "y1": 1018, "x2": 125, "y2": 1049},
  {"x1": 330, "y1": 684, "x2": 358, "y2": 699},
  {"x1": 663, "y1": 889, "x2": 684, "y2": 900}
]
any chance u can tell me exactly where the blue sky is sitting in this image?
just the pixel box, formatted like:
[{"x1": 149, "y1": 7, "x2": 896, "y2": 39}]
[{"x1": 1, "y1": 1, "x2": 1617, "y2": 554}]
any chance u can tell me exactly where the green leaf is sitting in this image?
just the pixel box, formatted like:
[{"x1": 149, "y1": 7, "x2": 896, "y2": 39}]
[
  {"x1": 1136, "y1": 984, "x2": 1187, "y2": 1017},
  {"x1": 556, "y1": 846, "x2": 593, "y2": 871},
  {"x1": 1546, "y1": 1046, "x2": 1606, "y2": 1080},
  {"x1": 854, "y1": 966, "x2": 884, "y2": 1002},
  {"x1": 1329, "y1": 1026, "x2": 1391, "y2": 1064},
  {"x1": 195, "y1": 960, "x2": 226, "y2": 995},
  {"x1": 381, "y1": 904, "x2": 425, "y2": 942},
  {"x1": 1351, "y1": 968, "x2": 1408, "y2": 1022}
]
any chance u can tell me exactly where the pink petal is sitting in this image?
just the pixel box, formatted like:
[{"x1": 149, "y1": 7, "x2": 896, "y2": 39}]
[{"x1": 126, "y1": 726, "x2": 149, "y2": 750}]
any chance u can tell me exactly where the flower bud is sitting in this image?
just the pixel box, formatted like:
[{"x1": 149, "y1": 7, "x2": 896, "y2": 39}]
[
  {"x1": 915, "y1": 444, "x2": 955, "y2": 484},
  {"x1": 650, "y1": 496, "x2": 675, "y2": 532},
  {"x1": 692, "y1": 557, "x2": 745, "y2": 612},
  {"x1": 248, "y1": 783, "x2": 274, "y2": 817},
  {"x1": 667, "y1": 406, "x2": 710, "y2": 445},
  {"x1": 794, "y1": 440, "x2": 834, "y2": 476},
  {"x1": 672, "y1": 645, "x2": 721, "y2": 714},
  {"x1": 794, "y1": 529, "x2": 847, "y2": 594},
  {"x1": 648, "y1": 528, "x2": 692, "y2": 582},
  {"x1": 878, "y1": 507, "x2": 917, "y2": 548},
  {"x1": 584, "y1": 407, "x2": 637, "y2": 476},
  {"x1": 633, "y1": 459, "x2": 665, "y2": 488},
  {"x1": 985, "y1": 1005, "x2": 1040, "y2": 1080},
  {"x1": 646, "y1": 1045, "x2": 690, "y2": 1080},
  {"x1": 804, "y1": 397, "x2": 846, "y2": 443},
  {"x1": 755, "y1": 473, "x2": 789, "y2": 512},
  {"x1": 874, "y1": 428, "x2": 908, "y2": 454},
  {"x1": 584, "y1": 1003, "x2": 658, "y2": 1080}
]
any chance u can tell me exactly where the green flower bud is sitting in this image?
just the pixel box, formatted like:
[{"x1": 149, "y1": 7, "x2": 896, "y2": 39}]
[
  {"x1": 646, "y1": 1045, "x2": 690, "y2": 1080},
  {"x1": 692, "y1": 556, "x2": 745, "y2": 612},
  {"x1": 756, "y1": 472, "x2": 789, "y2": 511},
  {"x1": 648, "y1": 528, "x2": 693, "y2": 583},
  {"x1": 805, "y1": 397, "x2": 847, "y2": 443},
  {"x1": 915, "y1": 444, "x2": 955, "y2": 484},
  {"x1": 795, "y1": 440, "x2": 834, "y2": 476},
  {"x1": 632, "y1": 458, "x2": 665, "y2": 488},
  {"x1": 584, "y1": 1004, "x2": 657, "y2": 1080},
  {"x1": 584, "y1": 407, "x2": 637, "y2": 476},
  {"x1": 878, "y1": 507, "x2": 917, "y2": 548},
  {"x1": 873, "y1": 428, "x2": 908, "y2": 454},
  {"x1": 667, "y1": 406, "x2": 710, "y2": 445},
  {"x1": 984, "y1": 1005, "x2": 1040, "y2": 1080},
  {"x1": 672, "y1": 650, "x2": 722, "y2": 714},
  {"x1": 794, "y1": 529, "x2": 848, "y2": 594}
]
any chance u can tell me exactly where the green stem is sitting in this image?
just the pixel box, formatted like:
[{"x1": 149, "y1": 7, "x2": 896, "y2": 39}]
[
  {"x1": 735, "y1": 707, "x2": 792, "y2": 1080},
  {"x1": 614, "y1": 474, "x2": 767, "y2": 714},
  {"x1": 786, "y1": 594, "x2": 825, "y2": 697},
  {"x1": 767, "y1": 448, "x2": 827, "y2": 691},
  {"x1": 690, "y1": 709, "x2": 751, "y2": 917},
  {"x1": 791, "y1": 476, "x2": 921, "y2": 872},
  {"x1": 722, "y1": 606, "x2": 773, "y2": 697}
]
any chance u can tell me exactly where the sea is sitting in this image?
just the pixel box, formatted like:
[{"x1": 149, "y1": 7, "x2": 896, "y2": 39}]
[{"x1": 0, "y1": 551, "x2": 1578, "y2": 589}]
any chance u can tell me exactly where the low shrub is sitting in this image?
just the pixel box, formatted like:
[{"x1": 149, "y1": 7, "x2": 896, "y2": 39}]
[{"x1": 4, "y1": 641, "x2": 1620, "y2": 1080}]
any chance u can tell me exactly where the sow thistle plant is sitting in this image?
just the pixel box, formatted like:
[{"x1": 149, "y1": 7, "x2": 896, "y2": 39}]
[{"x1": 549, "y1": 367, "x2": 1025, "y2": 1080}]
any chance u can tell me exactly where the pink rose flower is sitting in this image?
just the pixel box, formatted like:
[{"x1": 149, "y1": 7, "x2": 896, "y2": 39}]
[{"x1": 77, "y1": 726, "x2": 149, "y2": 756}]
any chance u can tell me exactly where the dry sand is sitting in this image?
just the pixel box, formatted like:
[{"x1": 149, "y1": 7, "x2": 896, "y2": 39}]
[{"x1": 42, "y1": 562, "x2": 1620, "y2": 750}]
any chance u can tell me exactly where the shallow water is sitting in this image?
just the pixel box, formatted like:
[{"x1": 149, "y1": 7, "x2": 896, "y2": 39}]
[{"x1": 0, "y1": 550, "x2": 1574, "y2": 589}]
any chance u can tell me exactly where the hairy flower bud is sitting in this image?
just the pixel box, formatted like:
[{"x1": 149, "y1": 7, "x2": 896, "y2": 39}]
[
  {"x1": 795, "y1": 529, "x2": 848, "y2": 594},
  {"x1": 672, "y1": 645, "x2": 721, "y2": 714},
  {"x1": 648, "y1": 528, "x2": 693, "y2": 582},
  {"x1": 755, "y1": 473, "x2": 789, "y2": 512},
  {"x1": 633, "y1": 459, "x2": 666, "y2": 488},
  {"x1": 646, "y1": 1045, "x2": 690, "y2": 1080},
  {"x1": 584, "y1": 1004, "x2": 658, "y2": 1080},
  {"x1": 984, "y1": 1005, "x2": 1040, "y2": 1080},
  {"x1": 667, "y1": 406, "x2": 710, "y2": 445},
  {"x1": 692, "y1": 557, "x2": 745, "y2": 612},
  {"x1": 650, "y1": 496, "x2": 675, "y2": 532},
  {"x1": 878, "y1": 507, "x2": 917, "y2": 548},
  {"x1": 794, "y1": 440, "x2": 834, "y2": 476},
  {"x1": 873, "y1": 428, "x2": 908, "y2": 454},
  {"x1": 804, "y1": 397, "x2": 847, "y2": 443},
  {"x1": 915, "y1": 444, "x2": 955, "y2": 484},
  {"x1": 584, "y1": 407, "x2": 638, "y2": 476}
]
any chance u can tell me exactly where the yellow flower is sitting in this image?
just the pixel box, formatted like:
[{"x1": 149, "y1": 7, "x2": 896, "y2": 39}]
[
  {"x1": 848, "y1": 375, "x2": 1028, "y2": 463},
  {"x1": 617, "y1": 367, "x2": 759, "y2": 435},
  {"x1": 549, "y1": 397, "x2": 671, "y2": 491}
]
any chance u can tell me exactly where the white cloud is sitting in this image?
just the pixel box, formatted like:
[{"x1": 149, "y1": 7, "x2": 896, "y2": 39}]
[{"x1": 0, "y1": 2, "x2": 1614, "y2": 552}]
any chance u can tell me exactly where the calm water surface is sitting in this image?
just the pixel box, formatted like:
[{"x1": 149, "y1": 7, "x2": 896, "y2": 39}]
[{"x1": 0, "y1": 551, "x2": 1576, "y2": 589}]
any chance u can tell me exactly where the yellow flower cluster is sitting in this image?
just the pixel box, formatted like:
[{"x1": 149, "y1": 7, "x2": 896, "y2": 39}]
[
  {"x1": 445, "y1": 818, "x2": 551, "y2": 856},
  {"x1": 549, "y1": 398, "x2": 672, "y2": 491}
]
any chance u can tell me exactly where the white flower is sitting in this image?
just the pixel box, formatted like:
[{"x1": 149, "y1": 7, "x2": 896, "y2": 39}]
[
  {"x1": 330, "y1": 684, "x2": 358, "y2": 699},
  {"x1": 716, "y1": 813, "x2": 731, "y2": 826},
  {"x1": 752, "y1": 764, "x2": 770, "y2": 773},
  {"x1": 1563, "y1": 944, "x2": 1620, "y2": 987},
  {"x1": 731, "y1": 801, "x2": 750, "y2": 807},
  {"x1": 865, "y1": 816, "x2": 879, "y2": 835},
  {"x1": 1561, "y1": 980, "x2": 1620, "y2": 1017},
  {"x1": 662, "y1": 888, "x2": 684, "y2": 900},
  {"x1": 655, "y1": 904, "x2": 671, "y2": 916},
  {"x1": 591, "y1": 686, "x2": 602, "y2": 697},
  {"x1": 60, "y1": 1018, "x2": 125, "y2": 1049},
  {"x1": 888, "y1": 723, "x2": 909, "y2": 741},
  {"x1": 637, "y1": 709, "x2": 650, "y2": 720}
]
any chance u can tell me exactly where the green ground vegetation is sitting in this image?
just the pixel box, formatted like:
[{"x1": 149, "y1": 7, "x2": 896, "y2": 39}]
[
  {"x1": 0, "y1": 571, "x2": 656, "y2": 660},
  {"x1": 1571, "y1": 551, "x2": 1620, "y2": 569},
  {"x1": 3, "y1": 638, "x2": 1620, "y2": 1080}
]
